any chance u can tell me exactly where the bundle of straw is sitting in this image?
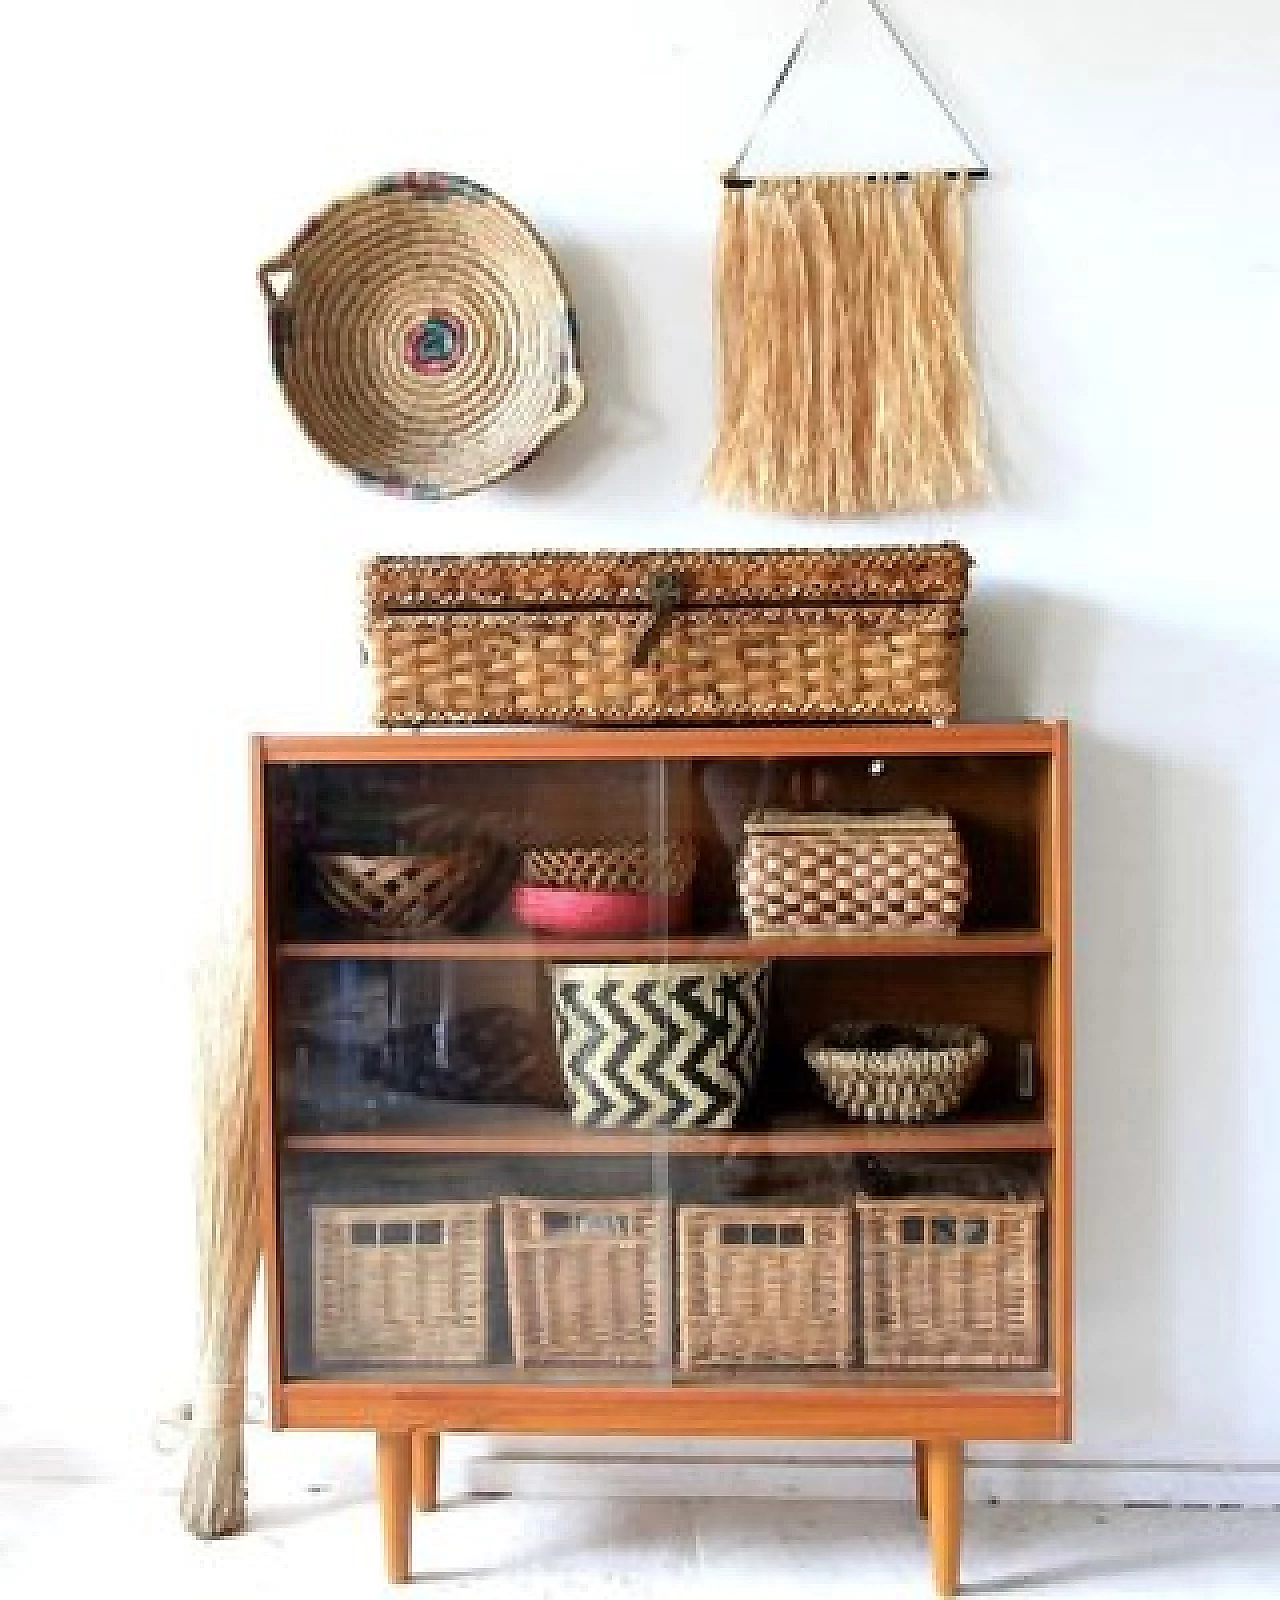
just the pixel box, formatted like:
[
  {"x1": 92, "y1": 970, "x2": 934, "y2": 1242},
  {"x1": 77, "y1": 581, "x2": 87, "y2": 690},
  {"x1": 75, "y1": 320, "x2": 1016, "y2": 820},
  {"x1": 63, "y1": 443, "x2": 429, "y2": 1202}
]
[
  {"x1": 706, "y1": 172, "x2": 986, "y2": 515},
  {"x1": 179, "y1": 920, "x2": 260, "y2": 1537}
]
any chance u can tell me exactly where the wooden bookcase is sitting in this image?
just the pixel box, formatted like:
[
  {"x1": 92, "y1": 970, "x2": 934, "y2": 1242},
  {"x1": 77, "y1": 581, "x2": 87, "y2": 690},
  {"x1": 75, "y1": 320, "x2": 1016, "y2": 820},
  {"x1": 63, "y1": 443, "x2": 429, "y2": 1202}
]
[{"x1": 252, "y1": 723, "x2": 1072, "y2": 1593}]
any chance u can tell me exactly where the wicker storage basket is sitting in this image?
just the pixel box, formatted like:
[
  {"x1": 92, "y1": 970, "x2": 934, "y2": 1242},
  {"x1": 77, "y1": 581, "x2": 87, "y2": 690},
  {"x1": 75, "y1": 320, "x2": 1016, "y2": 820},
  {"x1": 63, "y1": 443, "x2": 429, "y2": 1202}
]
[
  {"x1": 363, "y1": 546, "x2": 969, "y2": 726},
  {"x1": 312, "y1": 1202, "x2": 489, "y2": 1365},
  {"x1": 805, "y1": 1023, "x2": 989, "y2": 1123},
  {"x1": 549, "y1": 961, "x2": 769, "y2": 1129},
  {"x1": 857, "y1": 1172, "x2": 1042, "y2": 1368},
  {"x1": 738, "y1": 810, "x2": 968, "y2": 935},
  {"x1": 678, "y1": 1205, "x2": 853, "y2": 1369},
  {"x1": 261, "y1": 174, "x2": 583, "y2": 498},
  {"x1": 501, "y1": 1197, "x2": 667, "y2": 1367}
]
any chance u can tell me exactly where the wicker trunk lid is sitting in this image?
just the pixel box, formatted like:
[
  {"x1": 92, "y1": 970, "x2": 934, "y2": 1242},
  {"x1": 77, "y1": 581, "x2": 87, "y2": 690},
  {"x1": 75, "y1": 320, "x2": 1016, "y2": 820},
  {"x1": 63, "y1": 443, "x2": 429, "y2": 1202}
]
[{"x1": 363, "y1": 546, "x2": 970, "y2": 727}]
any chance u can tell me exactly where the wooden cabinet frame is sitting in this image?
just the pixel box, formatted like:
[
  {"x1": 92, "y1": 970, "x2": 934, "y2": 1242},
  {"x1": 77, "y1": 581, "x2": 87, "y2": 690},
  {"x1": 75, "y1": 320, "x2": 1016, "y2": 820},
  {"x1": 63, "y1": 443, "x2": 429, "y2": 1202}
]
[{"x1": 251, "y1": 722, "x2": 1072, "y2": 1595}]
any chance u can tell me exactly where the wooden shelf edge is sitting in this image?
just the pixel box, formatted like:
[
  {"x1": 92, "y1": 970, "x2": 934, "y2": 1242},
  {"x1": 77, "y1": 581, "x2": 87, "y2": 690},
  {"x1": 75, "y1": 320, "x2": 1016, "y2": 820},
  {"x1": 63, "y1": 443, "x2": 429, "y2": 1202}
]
[
  {"x1": 283, "y1": 1120, "x2": 1054, "y2": 1157},
  {"x1": 277, "y1": 932, "x2": 1053, "y2": 963},
  {"x1": 277, "y1": 1379, "x2": 1067, "y2": 1439},
  {"x1": 259, "y1": 723, "x2": 1064, "y2": 765}
]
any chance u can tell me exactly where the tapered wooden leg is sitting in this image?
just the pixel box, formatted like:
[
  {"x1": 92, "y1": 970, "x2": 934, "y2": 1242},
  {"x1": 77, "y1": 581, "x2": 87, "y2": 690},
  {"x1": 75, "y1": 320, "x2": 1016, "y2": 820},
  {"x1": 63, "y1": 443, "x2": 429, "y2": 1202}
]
[
  {"x1": 926, "y1": 1439, "x2": 963, "y2": 1598},
  {"x1": 412, "y1": 1431, "x2": 440, "y2": 1512},
  {"x1": 376, "y1": 1432, "x2": 413, "y2": 1583},
  {"x1": 913, "y1": 1440, "x2": 930, "y2": 1520}
]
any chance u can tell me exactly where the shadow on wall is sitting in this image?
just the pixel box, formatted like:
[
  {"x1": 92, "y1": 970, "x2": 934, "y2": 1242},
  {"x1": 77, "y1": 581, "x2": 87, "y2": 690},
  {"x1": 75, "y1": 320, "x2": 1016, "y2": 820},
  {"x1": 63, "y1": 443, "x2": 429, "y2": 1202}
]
[
  {"x1": 498, "y1": 229, "x2": 710, "y2": 509},
  {"x1": 965, "y1": 584, "x2": 1262, "y2": 1452}
]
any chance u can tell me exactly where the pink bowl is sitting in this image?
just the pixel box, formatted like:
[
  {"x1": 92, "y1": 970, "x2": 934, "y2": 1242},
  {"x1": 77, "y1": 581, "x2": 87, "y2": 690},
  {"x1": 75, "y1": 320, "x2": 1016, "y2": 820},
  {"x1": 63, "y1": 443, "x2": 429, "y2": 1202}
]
[{"x1": 511, "y1": 884, "x2": 691, "y2": 937}]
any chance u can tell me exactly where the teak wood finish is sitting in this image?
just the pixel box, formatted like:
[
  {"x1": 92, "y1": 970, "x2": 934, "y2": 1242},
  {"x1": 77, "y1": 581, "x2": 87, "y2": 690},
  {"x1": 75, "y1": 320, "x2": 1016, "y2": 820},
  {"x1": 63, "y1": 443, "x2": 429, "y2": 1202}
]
[{"x1": 251, "y1": 722, "x2": 1073, "y2": 1592}]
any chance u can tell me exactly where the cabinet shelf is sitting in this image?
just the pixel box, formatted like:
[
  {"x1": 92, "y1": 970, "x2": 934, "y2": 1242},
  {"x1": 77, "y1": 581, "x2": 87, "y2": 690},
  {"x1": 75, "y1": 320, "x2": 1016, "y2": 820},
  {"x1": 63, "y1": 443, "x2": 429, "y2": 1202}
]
[
  {"x1": 277, "y1": 931, "x2": 1051, "y2": 963},
  {"x1": 284, "y1": 1111, "x2": 1053, "y2": 1157}
]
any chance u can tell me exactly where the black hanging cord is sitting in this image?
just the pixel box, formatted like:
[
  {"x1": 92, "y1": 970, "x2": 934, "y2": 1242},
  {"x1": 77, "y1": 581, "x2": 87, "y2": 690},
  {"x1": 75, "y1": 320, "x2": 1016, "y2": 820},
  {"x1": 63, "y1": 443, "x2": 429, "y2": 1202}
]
[{"x1": 725, "y1": 0, "x2": 989, "y2": 187}]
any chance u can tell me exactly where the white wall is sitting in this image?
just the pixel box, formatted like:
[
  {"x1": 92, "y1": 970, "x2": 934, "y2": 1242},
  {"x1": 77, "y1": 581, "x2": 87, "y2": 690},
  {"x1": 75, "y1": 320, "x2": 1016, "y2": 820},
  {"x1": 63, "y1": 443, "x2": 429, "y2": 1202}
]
[{"x1": 2, "y1": 0, "x2": 1278, "y2": 1475}]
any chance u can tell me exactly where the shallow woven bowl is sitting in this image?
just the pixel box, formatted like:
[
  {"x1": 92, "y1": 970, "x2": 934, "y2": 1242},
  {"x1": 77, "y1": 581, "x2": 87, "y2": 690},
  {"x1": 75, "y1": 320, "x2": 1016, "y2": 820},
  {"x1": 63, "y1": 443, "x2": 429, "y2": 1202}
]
[
  {"x1": 260, "y1": 173, "x2": 583, "y2": 497},
  {"x1": 312, "y1": 837, "x2": 507, "y2": 933},
  {"x1": 805, "y1": 1023, "x2": 989, "y2": 1125}
]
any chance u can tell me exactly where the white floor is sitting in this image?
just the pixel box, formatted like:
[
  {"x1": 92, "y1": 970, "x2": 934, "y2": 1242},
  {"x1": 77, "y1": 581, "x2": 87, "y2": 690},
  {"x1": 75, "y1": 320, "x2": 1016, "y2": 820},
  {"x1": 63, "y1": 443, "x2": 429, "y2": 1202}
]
[{"x1": 4, "y1": 1440, "x2": 1280, "y2": 1598}]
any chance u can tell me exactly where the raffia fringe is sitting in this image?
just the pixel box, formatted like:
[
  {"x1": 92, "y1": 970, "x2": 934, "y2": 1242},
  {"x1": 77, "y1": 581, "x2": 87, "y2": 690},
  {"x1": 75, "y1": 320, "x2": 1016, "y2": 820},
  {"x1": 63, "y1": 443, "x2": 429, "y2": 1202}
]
[{"x1": 706, "y1": 173, "x2": 987, "y2": 515}]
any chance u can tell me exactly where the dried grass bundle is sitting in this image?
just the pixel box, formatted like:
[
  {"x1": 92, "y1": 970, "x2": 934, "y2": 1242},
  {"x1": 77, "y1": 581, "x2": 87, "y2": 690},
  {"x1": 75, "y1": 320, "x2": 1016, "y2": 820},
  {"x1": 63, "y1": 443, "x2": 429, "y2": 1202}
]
[
  {"x1": 707, "y1": 172, "x2": 986, "y2": 515},
  {"x1": 179, "y1": 920, "x2": 260, "y2": 1537}
]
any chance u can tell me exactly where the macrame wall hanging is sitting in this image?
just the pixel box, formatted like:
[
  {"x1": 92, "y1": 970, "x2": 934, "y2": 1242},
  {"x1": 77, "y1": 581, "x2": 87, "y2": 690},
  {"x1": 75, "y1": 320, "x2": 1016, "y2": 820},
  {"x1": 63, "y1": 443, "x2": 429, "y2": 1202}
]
[{"x1": 707, "y1": 0, "x2": 989, "y2": 516}]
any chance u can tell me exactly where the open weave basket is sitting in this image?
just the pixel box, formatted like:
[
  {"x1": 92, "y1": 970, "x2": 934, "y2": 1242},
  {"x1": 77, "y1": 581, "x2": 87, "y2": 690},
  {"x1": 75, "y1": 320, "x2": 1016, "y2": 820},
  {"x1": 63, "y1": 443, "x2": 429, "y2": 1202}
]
[
  {"x1": 260, "y1": 174, "x2": 583, "y2": 497},
  {"x1": 522, "y1": 840, "x2": 697, "y2": 894},
  {"x1": 805, "y1": 1023, "x2": 989, "y2": 1124}
]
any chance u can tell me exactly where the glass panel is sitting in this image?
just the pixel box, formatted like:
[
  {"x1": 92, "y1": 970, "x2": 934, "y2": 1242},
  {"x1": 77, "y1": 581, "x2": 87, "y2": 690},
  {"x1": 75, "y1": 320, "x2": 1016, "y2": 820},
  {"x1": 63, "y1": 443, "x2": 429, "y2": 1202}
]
[{"x1": 266, "y1": 751, "x2": 1054, "y2": 1385}]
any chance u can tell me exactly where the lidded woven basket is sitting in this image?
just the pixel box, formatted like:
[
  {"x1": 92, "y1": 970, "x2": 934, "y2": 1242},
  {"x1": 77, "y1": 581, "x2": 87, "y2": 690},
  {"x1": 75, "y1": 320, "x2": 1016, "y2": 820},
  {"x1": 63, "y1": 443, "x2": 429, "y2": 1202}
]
[
  {"x1": 260, "y1": 174, "x2": 583, "y2": 497},
  {"x1": 362, "y1": 546, "x2": 970, "y2": 726},
  {"x1": 738, "y1": 810, "x2": 969, "y2": 936},
  {"x1": 805, "y1": 1023, "x2": 989, "y2": 1123}
]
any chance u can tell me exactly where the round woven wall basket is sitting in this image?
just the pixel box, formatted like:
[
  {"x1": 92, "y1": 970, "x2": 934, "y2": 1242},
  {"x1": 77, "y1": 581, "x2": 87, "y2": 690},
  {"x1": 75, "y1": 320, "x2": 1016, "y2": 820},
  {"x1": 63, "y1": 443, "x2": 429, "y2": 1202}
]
[{"x1": 260, "y1": 173, "x2": 584, "y2": 498}]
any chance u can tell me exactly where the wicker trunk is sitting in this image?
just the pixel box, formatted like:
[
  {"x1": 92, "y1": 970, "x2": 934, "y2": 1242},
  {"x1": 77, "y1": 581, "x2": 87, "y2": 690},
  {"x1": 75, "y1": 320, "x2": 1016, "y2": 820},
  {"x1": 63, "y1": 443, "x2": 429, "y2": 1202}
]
[
  {"x1": 363, "y1": 547, "x2": 969, "y2": 726},
  {"x1": 312, "y1": 1203, "x2": 490, "y2": 1366},
  {"x1": 677, "y1": 1205, "x2": 854, "y2": 1370}
]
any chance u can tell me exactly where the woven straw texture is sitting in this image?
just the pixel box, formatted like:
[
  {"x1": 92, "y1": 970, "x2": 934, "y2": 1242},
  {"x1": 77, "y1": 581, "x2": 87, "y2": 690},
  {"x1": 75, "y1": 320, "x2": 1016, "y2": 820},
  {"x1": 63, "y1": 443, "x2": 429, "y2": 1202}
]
[
  {"x1": 365, "y1": 546, "x2": 971, "y2": 607},
  {"x1": 550, "y1": 961, "x2": 769, "y2": 1129},
  {"x1": 261, "y1": 174, "x2": 582, "y2": 498},
  {"x1": 501, "y1": 1198, "x2": 667, "y2": 1368},
  {"x1": 363, "y1": 547, "x2": 967, "y2": 726},
  {"x1": 857, "y1": 1181, "x2": 1042, "y2": 1368},
  {"x1": 678, "y1": 1205, "x2": 853, "y2": 1370},
  {"x1": 522, "y1": 840, "x2": 697, "y2": 894},
  {"x1": 707, "y1": 174, "x2": 985, "y2": 515},
  {"x1": 311, "y1": 843, "x2": 504, "y2": 932},
  {"x1": 312, "y1": 1203, "x2": 489, "y2": 1365},
  {"x1": 738, "y1": 811, "x2": 968, "y2": 935},
  {"x1": 805, "y1": 1023, "x2": 989, "y2": 1124}
]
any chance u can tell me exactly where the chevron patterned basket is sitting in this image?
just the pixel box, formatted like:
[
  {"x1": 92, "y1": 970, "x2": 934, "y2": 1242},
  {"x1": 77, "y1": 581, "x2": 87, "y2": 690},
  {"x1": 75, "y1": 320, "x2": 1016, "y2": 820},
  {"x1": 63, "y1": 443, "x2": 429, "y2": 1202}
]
[{"x1": 549, "y1": 961, "x2": 770, "y2": 1129}]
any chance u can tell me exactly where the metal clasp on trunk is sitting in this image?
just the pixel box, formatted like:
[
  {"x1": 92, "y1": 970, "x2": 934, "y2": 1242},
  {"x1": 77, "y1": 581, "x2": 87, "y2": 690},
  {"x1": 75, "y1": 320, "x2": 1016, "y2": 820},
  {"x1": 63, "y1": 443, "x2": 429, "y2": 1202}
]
[{"x1": 632, "y1": 570, "x2": 684, "y2": 667}]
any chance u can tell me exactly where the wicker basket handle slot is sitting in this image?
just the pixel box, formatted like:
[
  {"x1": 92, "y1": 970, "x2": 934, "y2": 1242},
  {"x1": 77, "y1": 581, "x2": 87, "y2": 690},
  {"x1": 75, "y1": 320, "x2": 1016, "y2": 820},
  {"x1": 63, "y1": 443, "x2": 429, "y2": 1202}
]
[
  {"x1": 257, "y1": 253, "x2": 294, "y2": 307},
  {"x1": 543, "y1": 364, "x2": 585, "y2": 435}
]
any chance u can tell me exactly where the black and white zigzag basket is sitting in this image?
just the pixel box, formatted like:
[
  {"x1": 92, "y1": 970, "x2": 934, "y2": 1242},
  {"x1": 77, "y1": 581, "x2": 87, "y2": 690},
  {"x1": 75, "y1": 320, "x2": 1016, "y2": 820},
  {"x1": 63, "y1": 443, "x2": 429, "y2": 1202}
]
[{"x1": 549, "y1": 961, "x2": 770, "y2": 1130}]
